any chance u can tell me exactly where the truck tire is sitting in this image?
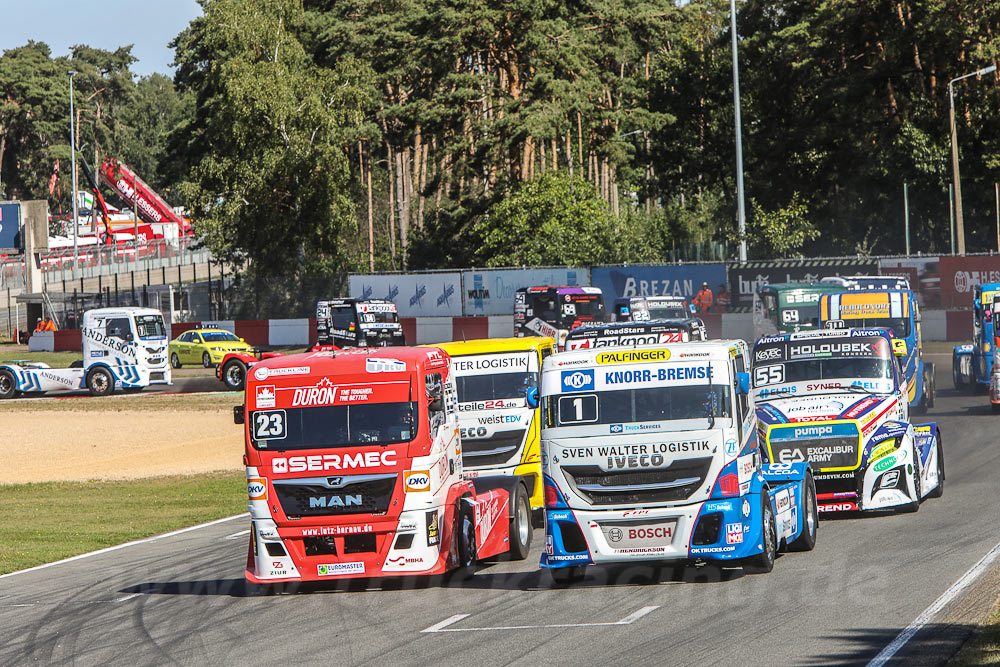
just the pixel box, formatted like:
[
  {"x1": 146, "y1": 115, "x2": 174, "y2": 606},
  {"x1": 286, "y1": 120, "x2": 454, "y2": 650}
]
[
  {"x1": 925, "y1": 365, "x2": 935, "y2": 409},
  {"x1": 222, "y1": 359, "x2": 247, "y2": 391},
  {"x1": 742, "y1": 491, "x2": 777, "y2": 574},
  {"x1": 900, "y1": 443, "x2": 922, "y2": 513},
  {"x1": 787, "y1": 470, "x2": 817, "y2": 552},
  {"x1": 170, "y1": 352, "x2": 181, "y2": 369},
  {"x1": 0, "y1": 369, "x2": 17, "y2": 399},
  {"x1": 952, "y1": 355, "x2": 965, "y2": 391},
  {"x1": 86, "y1": 367, "x2": 115, "y2": 397},
  {"x1": 927, "y1": 434, "x2": 945, "y2": 499},
  {"x1": 550, "y1": 566, "x2": 586, "y2": 586},
  {"x1": 506, "y1": 483, "x2": 532, "y2": 561},
  {"x1": 448, "y1": 503, "x2": 477, "y2": 582},
  {"x1": 202, "y1": 352, "x2": 213, "y2": 368}
]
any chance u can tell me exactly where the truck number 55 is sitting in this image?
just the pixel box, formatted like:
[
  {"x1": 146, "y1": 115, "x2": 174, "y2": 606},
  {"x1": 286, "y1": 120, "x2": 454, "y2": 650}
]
[{"x1": 753, "y1": 365, "x2": 784, "y2": 386}]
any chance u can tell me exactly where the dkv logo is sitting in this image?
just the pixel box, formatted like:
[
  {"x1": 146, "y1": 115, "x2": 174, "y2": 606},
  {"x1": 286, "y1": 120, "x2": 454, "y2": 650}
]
[
  {"x1": 561, "y1": 369, "x2": 594, "y2": 392},
  {"x1": 247, "y1": 478, "x2": 267, "y2": 500},
  {"x1": 404, "y1": 470, "x2": 431, "y2": 492}
]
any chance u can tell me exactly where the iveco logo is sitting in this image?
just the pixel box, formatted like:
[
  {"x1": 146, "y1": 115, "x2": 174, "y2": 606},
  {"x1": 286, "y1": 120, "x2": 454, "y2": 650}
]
[{"x1": 565, "y1": 372, "x2": 590, "y2": 389}]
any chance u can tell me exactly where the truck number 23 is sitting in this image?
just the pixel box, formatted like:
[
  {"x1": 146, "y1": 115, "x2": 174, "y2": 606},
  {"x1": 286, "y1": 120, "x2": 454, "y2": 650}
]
[{"x1": 254, "y1": 411, "x2": 286, "y2": 439}]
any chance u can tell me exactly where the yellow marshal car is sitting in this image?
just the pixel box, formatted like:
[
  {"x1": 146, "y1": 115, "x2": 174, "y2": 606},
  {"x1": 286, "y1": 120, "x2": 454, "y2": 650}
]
[{"x1": 169, "y1": 328, "x2": 253, "y2": 368}]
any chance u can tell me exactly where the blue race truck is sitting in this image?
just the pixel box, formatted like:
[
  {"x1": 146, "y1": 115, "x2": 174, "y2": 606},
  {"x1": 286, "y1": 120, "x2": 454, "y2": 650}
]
[{"x1": 952, "y1": 282, "x2": 1000, "y2": 394}]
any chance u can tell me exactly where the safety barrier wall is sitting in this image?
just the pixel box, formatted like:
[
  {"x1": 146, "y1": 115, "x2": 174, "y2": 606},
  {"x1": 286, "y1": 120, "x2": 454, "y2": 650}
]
[{"x1": 35, "y1": 311, "x2": 974, "y2": 352}]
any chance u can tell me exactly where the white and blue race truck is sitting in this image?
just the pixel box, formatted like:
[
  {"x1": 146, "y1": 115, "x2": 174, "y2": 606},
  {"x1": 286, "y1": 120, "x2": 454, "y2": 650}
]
[
  {"x1": 752, "y1": 328, "x2": 944, "y2": 514},
  {"x1": 539, "y1": 341, "x2": 817, "y2": 584},
  {"x1": 0, "y1": 307, "x2": 171, "y2": 399}
]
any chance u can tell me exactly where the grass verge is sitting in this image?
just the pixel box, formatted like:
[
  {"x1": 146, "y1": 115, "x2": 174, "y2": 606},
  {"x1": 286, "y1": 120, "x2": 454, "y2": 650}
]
[
  {"x1": 951, "y1": 600, "x2": 1000, "y2": 665},
  {"x1": 0, "y1": 471, "x2": 246, "y2": 575}
]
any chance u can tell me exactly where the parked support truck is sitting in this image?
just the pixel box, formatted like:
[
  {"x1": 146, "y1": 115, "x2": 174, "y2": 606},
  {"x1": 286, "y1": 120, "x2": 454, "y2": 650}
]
[
  {"x1": 240, "y1": 347, "x2": 532, "y2": 587},
  {"x1": 0, "y1": 307, "x2": 171, "y2": 398},
  {"x1": 539, "y1": 342, "x2": 816, "y2": 584},
  {"x1": 514, "y1": 286, "x2": 606, "y2": 349}
]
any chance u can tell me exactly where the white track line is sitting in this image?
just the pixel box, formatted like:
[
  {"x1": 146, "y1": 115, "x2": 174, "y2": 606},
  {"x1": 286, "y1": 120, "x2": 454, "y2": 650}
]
[
  {"x1": 421, "y1": 606, "x2": 660, "y2": 633},
  {"x1": 224, "y1": 529, "x2": 251, "y2": 540},
  {"x1": 868, "y1": 539, "x2": 1000, "y2": 666},
  {"x1": 0, "y1": 513, "x2": 249, "y2": 581}
]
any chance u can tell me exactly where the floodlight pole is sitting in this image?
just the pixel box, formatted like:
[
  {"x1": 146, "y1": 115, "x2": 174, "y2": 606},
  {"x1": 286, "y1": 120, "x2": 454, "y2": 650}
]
[{"x1": 69, "y1": 71, "x2": 79, "y2": 270}]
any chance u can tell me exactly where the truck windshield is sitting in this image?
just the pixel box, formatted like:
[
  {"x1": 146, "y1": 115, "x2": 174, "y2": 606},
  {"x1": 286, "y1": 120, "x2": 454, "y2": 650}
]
[
  {"x1": 456, "y1": 372, "x2": 538, "y2": 402},
  {"x1": 763, "y1": 358, "x2": 894, "y2": 385},
  {"x1": 251, "y1": 401, "x2": 416, "y2": 450},
  {"x1": 647, "y1": 303, "x2": 688, "y2": 320},
  {"x1": 779, "y1": 307, "x2": 819, "y2": 329},
  {"x1": 547, "y1": 385, "x2": 731, "y2": 426},
  {"x1": 134, "y1": 315, "x2": 166, "y2": 339},
  {"x1": 359, "y1": 311, "x2": 399, "y2": 325}
]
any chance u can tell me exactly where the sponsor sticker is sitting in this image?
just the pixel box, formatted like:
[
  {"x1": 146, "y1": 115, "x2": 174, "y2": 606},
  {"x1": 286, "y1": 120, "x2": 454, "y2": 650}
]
[
  {"x1": 726, "y1": 523, "x2": 744, "y2": 544},
  {"x1": 873, "y1": 455, "x2": 897, "y2": 472},
  {"x1": 596, "y1": 349, "x2": 670, "y2": 364},
  {"x1": 254, "y1": 365, "x2": 310, "y2": 380},
  {"x1": 366, "y1": 358, "x2": 406, "y2": 373},
  {"x1": 426, "y1": 509, "x2": 440, "y2": 546},
  {"x1": 561, "y1": 369, "x2": 594, "y2": 392},
  {"x1": 255, "y1": 385, "x2": 275, "y2": 408},
  {"x1": 742, "y1": 499, "x2": 751, "y2": 518},
  {"x1": 404, "y1": 470, "x2": 431, "y2": 492},
  {"x1": 247, "y1": 478, "x2": 267, "y2": 501},
  {"x1": 317, "y1": 562, "x2": 365, "y2": 576}
]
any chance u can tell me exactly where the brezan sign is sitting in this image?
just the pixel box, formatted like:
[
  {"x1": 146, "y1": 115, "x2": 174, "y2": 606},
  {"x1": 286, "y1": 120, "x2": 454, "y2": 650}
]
[{"x1": 591, "y1": 265, "x2": 726, "y2": 302}]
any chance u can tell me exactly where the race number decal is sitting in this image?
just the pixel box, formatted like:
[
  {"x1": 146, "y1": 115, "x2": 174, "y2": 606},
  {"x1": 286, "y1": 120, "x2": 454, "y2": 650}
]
[
  {"x1": 254, "y1": 410, "x2": 287, "y2": 440},
  {"x1": 753, "y1": 364, "x2": 784, "y2": 386},
  {"x1": 782, "y1": 309, "x2": 799, "y2": 324},
  {"x1": 558, "y1": 394, "x2": 598, "y2": 424}
]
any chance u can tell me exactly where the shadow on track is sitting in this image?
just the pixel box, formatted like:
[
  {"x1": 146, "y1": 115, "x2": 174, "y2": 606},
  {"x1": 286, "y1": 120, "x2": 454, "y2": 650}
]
[
  {"x1": 118, "y1": 559, "x2": 771, "y2": 598},
  {"x1": 804, "y1": 623, "x2": 981, "y2": 666}
]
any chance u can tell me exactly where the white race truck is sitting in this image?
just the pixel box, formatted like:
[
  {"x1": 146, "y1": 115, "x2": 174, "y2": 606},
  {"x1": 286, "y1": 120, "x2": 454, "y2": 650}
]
[
  {"x1": 539, "y1": 342, "x2": 816, "y2": 584},
  {"x1": 0, "y1": 307, "x2": 171, "y2": 398}
]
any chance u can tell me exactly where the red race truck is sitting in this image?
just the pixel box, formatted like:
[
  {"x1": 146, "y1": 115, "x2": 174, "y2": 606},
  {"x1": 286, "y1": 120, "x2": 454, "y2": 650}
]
[{"x1": 238, "y1": 347, "x2": 532, "y2": 588}]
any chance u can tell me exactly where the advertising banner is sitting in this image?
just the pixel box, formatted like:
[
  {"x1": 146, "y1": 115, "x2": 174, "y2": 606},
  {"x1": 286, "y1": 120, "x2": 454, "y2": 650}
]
[
  {"x1": 0, "y1": 202, "x2": 21, "y2": 251},
  {"x1": 729, "y1": 259, "x2": 879, "y2": 306},
  {"x1": 348, "y1": 273, "x2": 463, "y2": 317},
  {"x1": 590, "y1": 265, "x2": 727, "y2": 306},
  {"x1": 879, "y1": 257, "x2": 940, "y2": 307},
  {"x1": 938, "y1": 256, "x2": 1000, "y2": 307},
  {"x1": 461, "y1": 268, "x2": 589, "y2": 315}
]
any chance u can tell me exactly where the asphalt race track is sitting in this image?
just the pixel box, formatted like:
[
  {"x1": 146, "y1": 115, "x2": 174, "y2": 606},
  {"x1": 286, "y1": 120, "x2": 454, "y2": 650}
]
[{"x1": 2, "y1": 354, "x2": 999, "y2": 666}]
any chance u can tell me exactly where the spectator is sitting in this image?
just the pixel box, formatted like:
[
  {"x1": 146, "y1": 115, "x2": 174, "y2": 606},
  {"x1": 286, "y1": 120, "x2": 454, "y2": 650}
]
[
  {"x1": 42, "y1": 317, "x2": 57, "y2": 332},
  {"x1": 715, "y1": 284, "x2": 731, "y2": 313},
  {"x1": 694, "y1": 282, "x2": 714, "y2": 314}
]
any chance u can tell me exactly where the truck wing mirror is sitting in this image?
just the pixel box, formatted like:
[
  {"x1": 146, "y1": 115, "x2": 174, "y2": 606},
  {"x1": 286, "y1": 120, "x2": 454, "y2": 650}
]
[
  {"x1": 233, "y1": 405, "x2": 245, "y2": 424},
  {"x1": 736, "y1": 372, "x2": 750, "y2": 395},
  {"x1": 526, "y1": 387, "x2": 539, "y2": 409},
  {"x1": 428, "y1": 396, "x2": 444, "y2": 412}
]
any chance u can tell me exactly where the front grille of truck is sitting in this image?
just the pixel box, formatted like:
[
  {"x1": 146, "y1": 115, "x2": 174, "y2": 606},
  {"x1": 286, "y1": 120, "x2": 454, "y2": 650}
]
[
  {"x1": 562, "y1": 457, "x2": 713, "y2": 505},
  {"x1": 273, "y1": 474, "x2": 396, "y2": 517},
  {"x1": 462, "y1": 429, "x2": 525, "y2": 467},
  {"x1": 768, "y1": 437, "x2": 860, "y2": 471}
]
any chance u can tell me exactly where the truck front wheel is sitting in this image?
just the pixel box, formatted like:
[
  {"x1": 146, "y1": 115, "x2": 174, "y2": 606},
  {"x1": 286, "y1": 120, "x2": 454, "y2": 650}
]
[
  {"x1": 87, "y1": 367, "x2": 115, "y2": 397},
  {"x1": 506, "y1": 483, "x2": 532, "y2": 561},
  {"x1": 742, "y1": 492, "x2": 777, "y2": 574},
  {"x1": 447, "y1": 503, "x2": 477, "y2": 583},
  {"x1": 787, "y1": 471, "x2": 818, "y2": 552},
  {"x1": 0, "y1": 369, "x2": 17, "y2": 399}
]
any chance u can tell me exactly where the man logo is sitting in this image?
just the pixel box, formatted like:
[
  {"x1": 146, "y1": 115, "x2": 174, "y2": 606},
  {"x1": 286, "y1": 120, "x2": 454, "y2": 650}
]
[
  {"x1": 561, "y1": 369, "x2": 594, "y2": 392},
  {"x1": 405, "y1": 471, "x2": 431, "y2": 492},
  {"x1": 247, "y1": 478, "x2": 267, "y2": 500}
]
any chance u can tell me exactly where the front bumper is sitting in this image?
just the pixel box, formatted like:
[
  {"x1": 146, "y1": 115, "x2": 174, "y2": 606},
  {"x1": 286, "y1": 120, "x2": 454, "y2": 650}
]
[
  {"x1": 245, "y1": 507, "x2": 455, "y2": 583},
  {"x1": 540, "y1": 498, "x2": 765, "y2": 568}
]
